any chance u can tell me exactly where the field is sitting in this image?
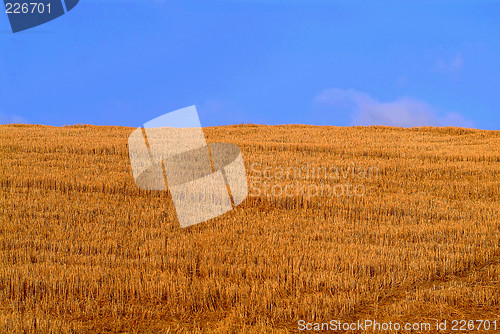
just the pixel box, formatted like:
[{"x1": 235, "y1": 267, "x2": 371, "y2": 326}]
[{"x1": 0, "y1": 124, "x2": 499, "y2": 333}]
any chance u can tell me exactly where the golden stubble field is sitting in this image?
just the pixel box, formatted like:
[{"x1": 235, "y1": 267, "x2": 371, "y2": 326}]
[{"x1": 0, "y1": 124, "x2": 499, "y2": 333}]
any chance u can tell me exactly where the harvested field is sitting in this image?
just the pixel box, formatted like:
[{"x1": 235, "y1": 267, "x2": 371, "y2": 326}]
[{"x1": 0, "y1": 124, "x2": 499, "y2": 333}]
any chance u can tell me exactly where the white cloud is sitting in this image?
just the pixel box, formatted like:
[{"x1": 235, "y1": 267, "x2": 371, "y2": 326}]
[
  {"x1": 0, "y1": 112, "x2": 27, "y2": 125},
  {"x1": 314, "y1": 88, "x2": 474, "y2": 128},
  {"x1": 436, "y1": 53, "x2": 464, "y2": 75}
]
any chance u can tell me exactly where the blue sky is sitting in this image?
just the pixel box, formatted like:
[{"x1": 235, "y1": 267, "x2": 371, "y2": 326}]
[{"x1": 0, "y1": 0, "x2": 499, "y2": 129}]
